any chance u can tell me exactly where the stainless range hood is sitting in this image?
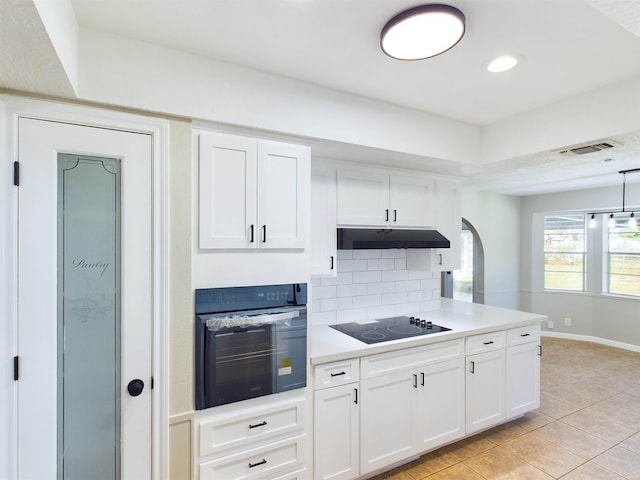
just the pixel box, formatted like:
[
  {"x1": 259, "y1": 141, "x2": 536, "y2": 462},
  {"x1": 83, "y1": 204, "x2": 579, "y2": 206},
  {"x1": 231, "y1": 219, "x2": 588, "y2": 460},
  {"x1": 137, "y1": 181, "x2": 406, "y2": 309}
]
[{"x1": 337, "y1": 228, "x2": 450, "y2": 250}]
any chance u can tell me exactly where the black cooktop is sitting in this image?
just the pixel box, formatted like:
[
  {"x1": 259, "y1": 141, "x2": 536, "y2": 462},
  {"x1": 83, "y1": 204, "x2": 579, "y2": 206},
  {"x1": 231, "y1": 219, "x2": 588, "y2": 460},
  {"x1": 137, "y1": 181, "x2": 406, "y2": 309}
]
[{"x1": 330, "y1": 315, "x2": 451, "y2": 344}]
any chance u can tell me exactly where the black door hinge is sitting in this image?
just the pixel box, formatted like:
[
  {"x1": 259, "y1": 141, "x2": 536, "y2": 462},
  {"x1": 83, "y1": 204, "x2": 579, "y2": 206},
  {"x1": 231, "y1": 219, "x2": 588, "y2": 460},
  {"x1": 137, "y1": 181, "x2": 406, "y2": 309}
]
[
  {"x1": 13, "y1": 356, "x2": 19, "y2": 381},
  {"x1": 13, "y1": 161, "x2": 20, "y2": 186}
]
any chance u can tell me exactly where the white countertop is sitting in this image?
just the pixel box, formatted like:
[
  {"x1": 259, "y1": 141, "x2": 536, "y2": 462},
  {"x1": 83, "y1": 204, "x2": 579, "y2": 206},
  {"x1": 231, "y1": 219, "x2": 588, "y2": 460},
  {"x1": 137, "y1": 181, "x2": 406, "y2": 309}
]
[{"x1": 310, "y1": 299, "x2": 547, "y2": 364}]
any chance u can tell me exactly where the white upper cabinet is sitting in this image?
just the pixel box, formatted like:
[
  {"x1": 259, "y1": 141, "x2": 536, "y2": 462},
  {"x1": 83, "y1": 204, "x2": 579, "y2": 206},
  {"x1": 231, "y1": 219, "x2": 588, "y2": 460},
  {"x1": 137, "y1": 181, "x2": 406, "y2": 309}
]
[
  {"x1": 336, "y1": 169, "x2": 435, "y2": 228},
  {"x1": 406, "y1": 178, "x2": 462, "y2": 272},
  {"x1": 389, "y1": 175, "x2": 435, "y2": 228},
  {"x1": 310, "y1": 167, "x2": 337, "y2": 276},
  {"x1": 199, "y1": 132, "x2": 309, "y2": 249}
]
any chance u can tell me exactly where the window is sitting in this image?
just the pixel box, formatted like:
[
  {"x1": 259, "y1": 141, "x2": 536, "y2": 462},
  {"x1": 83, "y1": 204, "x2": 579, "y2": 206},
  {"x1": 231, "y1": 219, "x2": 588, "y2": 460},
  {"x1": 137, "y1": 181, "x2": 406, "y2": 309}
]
[
  {"x1": 607, "y1": 214, "x2": 640, "y2": 296},
  {"x1": 544, "y1": 215, "x2": 586, "y2": 291}
]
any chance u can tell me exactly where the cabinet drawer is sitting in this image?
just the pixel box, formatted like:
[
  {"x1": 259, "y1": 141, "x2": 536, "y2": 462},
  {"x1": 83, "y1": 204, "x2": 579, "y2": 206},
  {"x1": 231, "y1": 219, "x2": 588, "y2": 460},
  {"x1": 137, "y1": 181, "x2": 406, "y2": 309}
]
[
  {"x1": 199, "y1": 434, "x2": 306, "y2": 480},
  {"x1": 465, "y1": 331, "x2": 506, "y2": 355},
  {"x1": 361, "y1": 339, "x2": 464, "y2": 379},
  {"x1": 507, "y1": 324, "x2": 540, "y2": 346},
  {"x1": 198, "y1": 399, "x2": 305, "y2": 456},
  {"x1": 314, "y1": 358, "x2": 359, "y2": 389}
]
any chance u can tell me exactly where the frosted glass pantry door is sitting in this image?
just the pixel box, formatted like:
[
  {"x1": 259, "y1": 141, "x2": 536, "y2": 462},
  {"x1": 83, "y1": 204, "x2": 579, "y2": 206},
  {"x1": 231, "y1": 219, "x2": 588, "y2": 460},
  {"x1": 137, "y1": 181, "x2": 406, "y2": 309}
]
[{"x1": 17, "y1": 118, "x2": 152, "y2": 480}]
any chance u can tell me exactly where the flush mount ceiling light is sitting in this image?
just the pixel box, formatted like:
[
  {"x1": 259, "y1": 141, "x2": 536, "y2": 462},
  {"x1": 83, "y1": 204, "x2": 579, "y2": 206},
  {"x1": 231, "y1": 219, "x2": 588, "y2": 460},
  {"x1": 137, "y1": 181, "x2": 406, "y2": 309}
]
[
  {"x1": 380, "y1": 4, "x2": 466, "y2": 60},
  {"x1": 588, "y1": 168, "x2": 640, "y2": 230},
  {"x1": 486, "y1": 54, "x2": 520, "y2": 73}
]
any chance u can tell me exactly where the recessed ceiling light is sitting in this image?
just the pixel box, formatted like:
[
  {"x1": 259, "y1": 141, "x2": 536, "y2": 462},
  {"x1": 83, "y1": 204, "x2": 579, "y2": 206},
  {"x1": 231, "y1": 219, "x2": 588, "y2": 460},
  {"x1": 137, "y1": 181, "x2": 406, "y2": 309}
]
[
  {"x1": 486, "y1": 55, "x2": 520, "y2": 73},
  {"x1": 380, "y1": 4, "x2": 466, "y2": 61}
]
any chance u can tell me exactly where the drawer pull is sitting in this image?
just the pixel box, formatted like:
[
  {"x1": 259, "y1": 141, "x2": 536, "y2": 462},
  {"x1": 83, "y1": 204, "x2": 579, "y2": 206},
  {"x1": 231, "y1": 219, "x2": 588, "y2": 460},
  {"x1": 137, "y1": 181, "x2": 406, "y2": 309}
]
[
  {"x1": 354, "y1": 388, "x2": 358, "y2": 405},
  {"x1": 470, "y1": 360, "x2": 475, "y2": 374},
  {"x1": 330, "y1": 371, "x2": 346, "y2": 377},
  {"x1": 248, "y1": 459, "x2": 267, "y2": 468},
  {"x1": 421, "y1": 372, "x2": 425, "y2": 386},
  {"x1": 520, "y1": 333, "x2": 531, "y2": 337},
  {"x1": 538, "y1": 345, "x2": 543, "y2": 357},
  {"x1": 249, "y1": 421, "x2": 267, "y2": 429},
  {"x1": 483, "y1": 340, "x2": 494, "y2": 345},
  {"x1": 413, "y1": 374, "x2": 418, "y2": 388}
]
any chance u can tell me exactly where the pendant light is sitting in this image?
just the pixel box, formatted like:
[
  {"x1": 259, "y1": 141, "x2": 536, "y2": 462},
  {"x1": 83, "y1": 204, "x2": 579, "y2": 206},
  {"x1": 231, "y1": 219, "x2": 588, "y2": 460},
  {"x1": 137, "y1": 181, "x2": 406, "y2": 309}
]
[
  {"x1": 588, "y1": 168, "x2": 640, "y2": 231},
  {"x1": 380, "y1": 4, "x2": 466, "y2": 60}
]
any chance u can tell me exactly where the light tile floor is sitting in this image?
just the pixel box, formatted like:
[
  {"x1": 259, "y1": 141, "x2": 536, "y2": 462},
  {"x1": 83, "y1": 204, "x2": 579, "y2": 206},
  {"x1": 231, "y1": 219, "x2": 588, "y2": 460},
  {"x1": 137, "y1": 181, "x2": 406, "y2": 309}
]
[{"x1": 370, "y1": 337, "x2": 640, "y2": 479}]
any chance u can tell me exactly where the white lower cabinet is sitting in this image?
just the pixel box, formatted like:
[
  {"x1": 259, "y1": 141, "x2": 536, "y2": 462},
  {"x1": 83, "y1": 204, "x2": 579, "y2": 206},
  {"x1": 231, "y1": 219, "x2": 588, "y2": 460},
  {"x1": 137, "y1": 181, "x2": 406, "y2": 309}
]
[
  {"x1": 506, "y1": 325, "x2": 541, "y2": 419},
  {"x1": 314, "y1": 384, "x2": 359, "y2": 480},
  {"x1": 414, "y1": 358, "x2": 465, "y2": 452},
  {"x1": 465, "y1": 331, "x2": 507, "y2": 434},
  {"x1": 196, "y1": 398, "x2": 307, "y2": 480},
  {"x1": 312, "y1": 325, "x2": 541, "y2": 478},
  {"x1": 360, "y1": 370, "x2": 415, "y2": 475}
]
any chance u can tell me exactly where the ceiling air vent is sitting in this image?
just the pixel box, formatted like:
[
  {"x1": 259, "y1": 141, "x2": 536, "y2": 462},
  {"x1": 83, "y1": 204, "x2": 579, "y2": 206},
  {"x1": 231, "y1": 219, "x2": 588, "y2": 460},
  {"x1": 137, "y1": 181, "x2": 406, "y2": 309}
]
[{"x1": 558, "y1": 141, "x2": 618, "y2": 156}]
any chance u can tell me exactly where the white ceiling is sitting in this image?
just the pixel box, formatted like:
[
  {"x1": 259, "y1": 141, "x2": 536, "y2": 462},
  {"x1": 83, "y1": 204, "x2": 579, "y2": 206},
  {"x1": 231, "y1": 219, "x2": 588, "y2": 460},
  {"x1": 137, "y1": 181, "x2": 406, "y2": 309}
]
[{"x1": 7, "y1": 0, "x2": 640, "y2": 195}]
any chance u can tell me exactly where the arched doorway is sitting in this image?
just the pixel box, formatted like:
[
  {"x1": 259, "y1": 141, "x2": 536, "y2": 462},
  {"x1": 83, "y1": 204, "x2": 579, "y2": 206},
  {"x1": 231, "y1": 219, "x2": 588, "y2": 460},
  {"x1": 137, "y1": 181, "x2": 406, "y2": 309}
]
[{"x1": 442, "y1": 218, "x2": 485, "y2": 303}]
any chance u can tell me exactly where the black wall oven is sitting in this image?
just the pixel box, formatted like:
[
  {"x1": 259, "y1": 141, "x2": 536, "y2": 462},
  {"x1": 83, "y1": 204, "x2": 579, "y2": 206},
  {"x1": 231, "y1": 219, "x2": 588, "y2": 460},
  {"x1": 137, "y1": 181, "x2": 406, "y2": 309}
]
[{"x1": 195, "y1": 283, "x2": 307, "y2": 410}]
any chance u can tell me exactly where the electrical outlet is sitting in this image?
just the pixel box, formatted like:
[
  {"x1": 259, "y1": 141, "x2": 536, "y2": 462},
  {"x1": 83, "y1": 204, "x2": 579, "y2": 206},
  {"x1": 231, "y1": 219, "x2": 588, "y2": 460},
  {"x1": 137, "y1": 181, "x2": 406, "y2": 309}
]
[
  {"x1": 547, "y1": 320, "x2": 554, "y2": 329},
  {"x1": 564, "y1": 317, "x2": 572, "y2": 326}
]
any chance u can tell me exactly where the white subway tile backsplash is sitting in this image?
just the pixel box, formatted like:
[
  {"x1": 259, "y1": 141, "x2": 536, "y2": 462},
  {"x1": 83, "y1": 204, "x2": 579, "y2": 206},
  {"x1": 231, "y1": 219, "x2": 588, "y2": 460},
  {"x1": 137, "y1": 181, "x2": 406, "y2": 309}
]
[
  {"x1": 353, "y1": 249, "x2": 382, "y2": 259},
  {"x1": 395, "y1": 280, "x2": 421, "y2": 292},
  {"x1": 381, "y1": 292, "x2": 408, "y2": 305},
  {"x1": 338, "y1": 259, "x2": 368, "y2": 272},
  {"x1": 367, "y1": 258, "x2": 395, "y2": 271},
  {"x1": 311, "y1": 249, "x2": 442, "y2": 326},
  {"x1": 320, "y1": 297, "x2": 353, "y2": 312},
  {"x1": 381, "y1": 249, "x2": 406, "y2": 259},
  {"x1": 320, "y1": 272, "x2": 353, "y2": 286},
  {"x1": 367, "y1": 282, "x2": 396, "y2": 295},
  {"x1": 337, "y1": 250, "x2": 353, "y2": 260},
  {"x1": 337, "y1": 283, "x2": 367, "y2": 297},
  {"x1": 352, "y1": 294, "x2": 382, "y2": 308},
  {"x1": 353, "y1": 271, "x2": 382, "y2": 284},
  {"x1": 314, "y1": 285, "x2": 337, "y2": 299},
  {"x1": 382, "y1": 269, "x2": 409, "y2": 282},
  {"x1": 408, "y1": 270, "x2": 434, "y2": 280}
]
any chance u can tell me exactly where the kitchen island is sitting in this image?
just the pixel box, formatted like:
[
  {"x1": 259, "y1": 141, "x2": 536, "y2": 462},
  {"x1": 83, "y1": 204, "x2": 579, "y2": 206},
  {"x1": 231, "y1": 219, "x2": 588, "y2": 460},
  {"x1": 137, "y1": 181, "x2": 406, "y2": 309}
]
[{"x1": 310, "y1": 299, "x2": 546, "y2": 480}]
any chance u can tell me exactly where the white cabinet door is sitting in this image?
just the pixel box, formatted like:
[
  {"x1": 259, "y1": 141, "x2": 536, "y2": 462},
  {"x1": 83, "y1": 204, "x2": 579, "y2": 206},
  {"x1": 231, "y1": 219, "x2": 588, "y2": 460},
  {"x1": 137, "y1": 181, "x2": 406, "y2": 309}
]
[
  {"x1": 199, "y1": 132, "x2": 309, "y2": 249},
  {"x1": 337, "y1": 170, "x2": 389, "y2": 226},
  {"x1": 389, "y1": 175, "x2": 435, "y2": 228},
  {"x1": 465, "y1": 349, "x2": 506, "y2": 434},
  {"x1": 413, "y1": 358, "x2": 465, "y2": 452},
  {"x1": 432, "y1": 179, "x2": 461, "y2": 271},
  {"x1": 314, "y1": 384, "x2": 359, "y2": 480},
  {"x1": 257, "y1": 140, "x2": 309, "y2": 249},
  {"x1": 199, "y1": 132, "x2": 257, "y2": 249},
  {"x1": 311, "y1": 170, "x2": 337, "y2": 276},
  {"x1": 506, "y1": 342, "x2": 540, "y2": 419},
  {"x1": 360, "y1": 371, "x2": 413, "y2": 475}
]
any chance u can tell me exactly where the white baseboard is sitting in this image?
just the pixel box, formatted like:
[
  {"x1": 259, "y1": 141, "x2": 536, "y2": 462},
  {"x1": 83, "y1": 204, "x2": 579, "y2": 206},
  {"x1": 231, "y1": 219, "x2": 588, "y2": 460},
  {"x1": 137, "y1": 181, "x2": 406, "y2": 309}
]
[{"x1": 541, "y1": 331, "x2": 640, "y2": 353}]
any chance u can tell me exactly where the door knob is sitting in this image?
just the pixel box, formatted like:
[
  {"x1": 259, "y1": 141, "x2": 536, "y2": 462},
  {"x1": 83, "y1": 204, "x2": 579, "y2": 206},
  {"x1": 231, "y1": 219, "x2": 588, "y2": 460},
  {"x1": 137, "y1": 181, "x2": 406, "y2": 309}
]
[{"x1": 127, "y1": 379, "x2": 144, "y2": 397}]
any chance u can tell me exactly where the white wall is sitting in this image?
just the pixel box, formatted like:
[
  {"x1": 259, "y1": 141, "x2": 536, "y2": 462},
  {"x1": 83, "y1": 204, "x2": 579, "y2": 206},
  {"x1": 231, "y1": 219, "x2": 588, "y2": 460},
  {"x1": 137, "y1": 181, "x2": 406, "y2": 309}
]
[
  {"x1": 520, "y1": 183, "x2": 640, "y2": 346},
  {"x1": 78, "y1": 28, "x2": 480, "y2": 165},
  {"x1": 461, "y1": 189, "x2": 521, "y2": 309},
  {"x1": 311, "y1": 249, "x2": 440, "y2": 326}
]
